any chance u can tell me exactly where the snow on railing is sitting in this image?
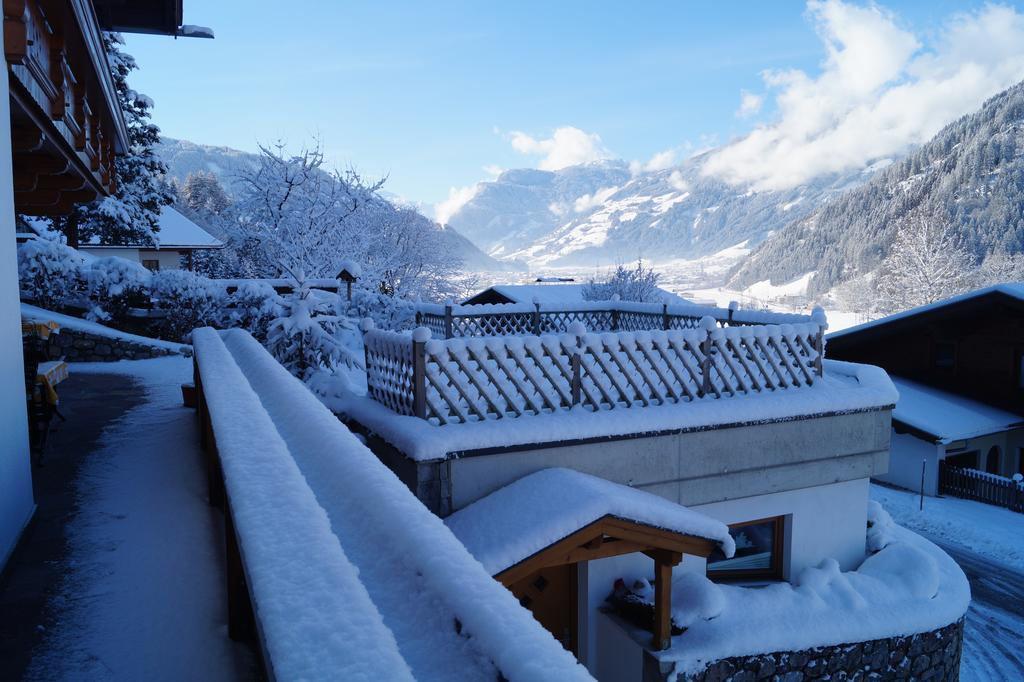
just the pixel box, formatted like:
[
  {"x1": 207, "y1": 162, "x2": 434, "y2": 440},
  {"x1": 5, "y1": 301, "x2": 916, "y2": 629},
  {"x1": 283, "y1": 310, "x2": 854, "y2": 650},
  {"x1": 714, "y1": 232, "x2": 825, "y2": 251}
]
[
  {"x1": 363, "y1": 314, "x2": 826, "y2": 426},
  {"x1": 414, "y1": 300, "x2": 816, "y2": 339}
]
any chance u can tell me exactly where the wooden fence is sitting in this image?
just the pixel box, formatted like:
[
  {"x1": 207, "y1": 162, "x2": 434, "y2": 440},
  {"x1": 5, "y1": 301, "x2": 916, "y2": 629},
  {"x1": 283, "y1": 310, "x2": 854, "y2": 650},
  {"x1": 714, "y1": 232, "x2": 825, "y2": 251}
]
[
  {"x1": 939, "y1": 463, "x2": 1024, "y2": 513},
  {"x1": 363, "y1": 317, "x2": 825, "y2": 426},
  {"x1": 414, "y1": 301, "x2": 817, "y2": 339}
]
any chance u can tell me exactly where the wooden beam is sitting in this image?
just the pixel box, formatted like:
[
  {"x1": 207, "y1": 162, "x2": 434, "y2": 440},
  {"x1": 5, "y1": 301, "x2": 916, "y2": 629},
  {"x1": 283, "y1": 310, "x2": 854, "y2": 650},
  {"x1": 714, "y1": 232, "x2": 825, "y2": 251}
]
[
  {"x1": 652, "y1": 556, "x2": 674, "y2": 651},
  {"x1": 12, "y1": 153, "x2": 71, "y2": 175},
  {"x1": 602, "y1": 517, "x2": 718, "y2": 558},
  {"x1": 496, "y1": 523, "x2": 607, "y2": 586}
]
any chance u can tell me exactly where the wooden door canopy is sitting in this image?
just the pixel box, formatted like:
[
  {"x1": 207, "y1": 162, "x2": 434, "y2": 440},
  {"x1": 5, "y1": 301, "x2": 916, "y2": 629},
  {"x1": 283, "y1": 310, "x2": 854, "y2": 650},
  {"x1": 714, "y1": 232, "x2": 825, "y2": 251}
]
[{"x1": 495, "y1": 514, "x2": 715, "y2": 587}]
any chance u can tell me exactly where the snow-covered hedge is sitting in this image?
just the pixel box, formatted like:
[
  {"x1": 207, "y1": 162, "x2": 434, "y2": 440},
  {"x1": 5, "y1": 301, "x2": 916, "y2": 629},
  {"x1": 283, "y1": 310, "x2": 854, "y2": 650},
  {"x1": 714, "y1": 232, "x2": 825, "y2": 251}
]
[
  {"x1": 150, "y1": 270, "x2": 226, "y2": 341},
  {"x1": 17, "y1": 238, "x2": 86, "y2": 310}
]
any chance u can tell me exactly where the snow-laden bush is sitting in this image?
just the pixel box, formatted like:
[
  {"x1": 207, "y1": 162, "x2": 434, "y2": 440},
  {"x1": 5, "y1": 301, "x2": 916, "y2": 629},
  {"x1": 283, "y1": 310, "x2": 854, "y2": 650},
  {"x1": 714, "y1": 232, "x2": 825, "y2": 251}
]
[
  {"x1": 345, "y1": 287, "x2": 416, "y2": 332},
  {"x1": 150, "y1": 269, "x2": 226, "y2": 341},
  {"x1": 17, "y1": 239, "x2": 86, "y2": 309},
  {"x1": 266, "y1": 287, "x2": 362, "y2": 381},
  {"x1": 582, "y1": 260, "x2": 663, "y2": 302},
  {"x1": 85, "y1": 256, "x2": 151, "y2": 323},
  {"x1": 224, "y1": 280, "x2": 282, "y2": 341}
]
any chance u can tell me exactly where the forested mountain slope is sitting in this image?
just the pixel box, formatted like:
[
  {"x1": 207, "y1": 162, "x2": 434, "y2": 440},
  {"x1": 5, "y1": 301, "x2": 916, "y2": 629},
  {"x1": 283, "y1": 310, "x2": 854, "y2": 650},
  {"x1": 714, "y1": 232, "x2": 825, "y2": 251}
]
[{"x1": 731, "y1": 80, "x2": 1024, "y2": 295}]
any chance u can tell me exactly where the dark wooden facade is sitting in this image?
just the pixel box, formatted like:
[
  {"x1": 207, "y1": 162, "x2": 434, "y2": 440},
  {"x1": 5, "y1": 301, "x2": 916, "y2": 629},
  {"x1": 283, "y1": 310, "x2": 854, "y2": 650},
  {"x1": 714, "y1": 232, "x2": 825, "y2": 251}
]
[
  {"x1": 827, "y1": 288, "x2": 1024, "y2": 416},
  {"x1": 4, "y1": 0, "x2": 130, "y2": 215}
]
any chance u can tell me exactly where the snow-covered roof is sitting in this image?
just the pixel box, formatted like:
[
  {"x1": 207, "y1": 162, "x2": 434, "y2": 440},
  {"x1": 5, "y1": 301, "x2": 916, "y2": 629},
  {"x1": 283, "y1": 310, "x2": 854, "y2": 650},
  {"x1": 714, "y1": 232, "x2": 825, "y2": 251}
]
[
  {"x1": 829, "y1": 283, "x2": 1024, "y2": 340},
  {"x1": 153, "y1": 207, "x2": 222, "y2": 248},
  {"x1": 465, "y1": 283, "x2": 687, "y2": 306},
  {"x1": 891, "y1": 376, "x2": 1024, "y2": 443},
  {"x1": 445, "y1": 468, "x2": 734, "y2": 576},
  {"x1": 78, "y1": 207, "x2": 223, "y2": 249}
]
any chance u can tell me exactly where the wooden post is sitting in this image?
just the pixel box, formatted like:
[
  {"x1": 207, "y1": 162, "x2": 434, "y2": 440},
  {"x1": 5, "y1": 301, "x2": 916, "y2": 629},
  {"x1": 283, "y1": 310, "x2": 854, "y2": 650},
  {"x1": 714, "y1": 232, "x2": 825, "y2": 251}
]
[
  {"x1": 662, "y1": 303, "x2": 669, "y2": 331},
  {"x1": 811, "y1": 306, "x2": 827, "y2": 377},
  {"x1": 444, "y1": 303, "x2": 454, "y2": 340},
  {"x1": 533, "y1": 301, "x2": 541, "y2": 336},
  {"x1": 652, "y1": 555, "x2": 674, "y2": 651},
  {"x1": 225, "y1": 504, "x2": 255, "y2": 641},
  {"x1": 346, "y1": 280, "x2": 352, "y2": 302},
  {"x1": 699, "y1": 316, "x2": 716, "y2": 397},
  {"x1": 412, "y1": 329, "x2": 428, "y2": 419},
  {"x1": 727, "y1": 300, "x2": 737, "y2": 327},
  {"x1": 569, "y1": 325, "x2": 584, "y2": 407}
]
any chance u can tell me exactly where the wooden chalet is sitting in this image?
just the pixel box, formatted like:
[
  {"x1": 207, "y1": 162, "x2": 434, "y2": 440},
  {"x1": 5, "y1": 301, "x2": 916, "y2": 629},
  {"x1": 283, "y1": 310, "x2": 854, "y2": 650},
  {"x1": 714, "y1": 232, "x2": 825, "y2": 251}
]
[{"x1": 828, "y1": 284, "x2": 1024, "y2": 491}]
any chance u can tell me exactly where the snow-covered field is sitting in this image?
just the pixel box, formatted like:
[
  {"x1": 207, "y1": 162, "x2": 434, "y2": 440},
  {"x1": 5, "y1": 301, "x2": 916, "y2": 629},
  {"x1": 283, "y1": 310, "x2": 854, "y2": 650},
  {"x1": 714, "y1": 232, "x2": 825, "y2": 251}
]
[
  {"x1": 871, "y1": 484, "x2": 1024, "y2": 572},
  {"x1": 26, "y1": 357, "x2": 252, "y2": 681}
]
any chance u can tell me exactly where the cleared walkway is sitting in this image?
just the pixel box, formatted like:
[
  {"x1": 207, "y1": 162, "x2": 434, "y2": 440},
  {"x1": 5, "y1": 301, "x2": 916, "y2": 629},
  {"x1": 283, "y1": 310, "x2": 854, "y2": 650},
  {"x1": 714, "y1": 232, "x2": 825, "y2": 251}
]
[{"x1": 0, "y1": 357, "x2": 255, "y2": 681}]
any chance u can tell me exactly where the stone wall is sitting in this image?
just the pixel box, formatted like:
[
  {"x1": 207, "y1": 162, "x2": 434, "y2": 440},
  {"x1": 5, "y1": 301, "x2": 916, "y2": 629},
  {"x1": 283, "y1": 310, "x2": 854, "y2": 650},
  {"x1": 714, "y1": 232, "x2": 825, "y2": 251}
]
[
  {"x1": 677, "y1": 619, "x2": 963, "y2": 682},
  {"x1": 44, "y1": 326, "x2": 190, "y2": 362}
]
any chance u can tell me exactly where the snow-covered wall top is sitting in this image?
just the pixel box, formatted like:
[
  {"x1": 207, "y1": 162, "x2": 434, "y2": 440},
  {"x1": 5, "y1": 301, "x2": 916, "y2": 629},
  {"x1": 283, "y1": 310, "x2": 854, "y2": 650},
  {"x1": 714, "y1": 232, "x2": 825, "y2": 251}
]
[{"x1": 194, "y1": 328, "x2": 593, "y2": 681}]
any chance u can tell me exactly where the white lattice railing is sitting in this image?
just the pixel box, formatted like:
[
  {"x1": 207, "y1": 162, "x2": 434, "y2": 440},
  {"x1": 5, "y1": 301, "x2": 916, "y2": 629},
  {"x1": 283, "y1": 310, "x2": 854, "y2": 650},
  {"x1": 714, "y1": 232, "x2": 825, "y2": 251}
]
[
  {"x1": 414, "y1": 300, "x2": 813, "y2": 339},
  {"x1": 362, "y1": 314, "x2": 826, "y2": 426}
]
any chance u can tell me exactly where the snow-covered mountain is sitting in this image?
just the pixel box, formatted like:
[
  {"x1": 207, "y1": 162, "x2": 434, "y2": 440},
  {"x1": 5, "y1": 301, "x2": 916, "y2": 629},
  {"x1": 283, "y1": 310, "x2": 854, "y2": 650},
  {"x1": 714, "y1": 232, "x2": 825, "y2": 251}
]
[
  {"x1": 730, "y1": 79, "x2": 1024, "y2": 296},
  {"x1": 446, "y1": 155, "x2": 872, "y2": 269}
]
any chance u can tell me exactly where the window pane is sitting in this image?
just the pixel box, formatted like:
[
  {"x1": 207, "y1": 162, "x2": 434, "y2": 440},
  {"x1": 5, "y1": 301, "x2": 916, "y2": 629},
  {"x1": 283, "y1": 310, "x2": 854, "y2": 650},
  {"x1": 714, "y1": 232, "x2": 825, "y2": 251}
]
[{"x1": 708, "y1": 519, "x2": 776, "y2": 573}]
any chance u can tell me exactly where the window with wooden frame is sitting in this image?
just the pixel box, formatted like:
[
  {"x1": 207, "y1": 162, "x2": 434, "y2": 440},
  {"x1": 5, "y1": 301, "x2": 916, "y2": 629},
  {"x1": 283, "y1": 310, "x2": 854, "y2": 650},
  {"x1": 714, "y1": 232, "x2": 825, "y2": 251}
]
[
  {"x1": 142, "y1": 259, "x2": 160, "y2": 272},
  {"x1": 706, "y1": 516, "x2": 785, "y2": 581}
]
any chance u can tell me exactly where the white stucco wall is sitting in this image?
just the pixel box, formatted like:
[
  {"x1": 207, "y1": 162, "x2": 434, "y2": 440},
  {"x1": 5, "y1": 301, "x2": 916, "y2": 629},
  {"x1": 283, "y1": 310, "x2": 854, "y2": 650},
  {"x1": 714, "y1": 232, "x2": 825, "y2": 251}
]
[
  {"x1": 0, "y1": 17, "x2": 36, "y2": 570},
  {"x1": 79, "y1": 247, "x2": 186, "y2": 270},
  {"x1": 877, "y1": 431, "x2": 940, "y2": 496}
]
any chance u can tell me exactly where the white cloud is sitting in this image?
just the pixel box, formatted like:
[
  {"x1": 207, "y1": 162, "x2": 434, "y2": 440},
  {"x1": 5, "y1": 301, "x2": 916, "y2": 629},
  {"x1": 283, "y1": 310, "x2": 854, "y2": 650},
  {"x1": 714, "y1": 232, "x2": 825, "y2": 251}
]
[
  {"x1": 573, "y1": 186, "x2": 619, "y2": 213},
  {"x1": 508, "y1": 126, "x2": 613, "y2": 170},
  {"x1": 736, "y1": 90, "x2": 763, "y2": 118},
  {"x1": 482, "y1": 164, "x2": 504, "y2": 178},
  {"x1": 629, "y1": 149, "x2": 677, "y2": 175},
  {"x1": 434, "y1": 184, "x2": 479, "y2": 225},
  {"x1": 668, "y1": 170, "x2": 690, "y2": 193},
  {"x1": 703, "y1": 1, "x2": 1024, "y2": 191}
]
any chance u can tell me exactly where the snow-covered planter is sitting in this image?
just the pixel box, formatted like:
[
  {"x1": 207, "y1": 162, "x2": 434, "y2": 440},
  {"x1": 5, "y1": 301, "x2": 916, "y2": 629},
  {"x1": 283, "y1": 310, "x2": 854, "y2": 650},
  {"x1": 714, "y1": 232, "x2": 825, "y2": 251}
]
[
  {"x1": 610, "y1": 513, "x2": 969, "y2": 681},
  {"x1": 150, "y1": 270, "x2": 226, "y2": 341},
  {"x1": 17, "y1": 239, "x2": 87, "y2": 310},
  {"x1": 84, "y1": 256, "x2": 151, "y2": 323}
]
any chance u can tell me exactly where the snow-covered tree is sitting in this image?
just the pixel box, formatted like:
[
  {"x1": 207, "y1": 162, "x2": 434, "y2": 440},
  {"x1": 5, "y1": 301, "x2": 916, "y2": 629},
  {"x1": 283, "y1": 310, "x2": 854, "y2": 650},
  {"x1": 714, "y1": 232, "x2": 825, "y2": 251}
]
[
  {"x1": 582, "y1": 260, "x2": 663, "y2": 302},
  {"x1": 181, "y1": 170, "x2": 230, "y2": 215},
  {"x1": 875, "y1": 215, "x2": 977, "y2": 313},
  {"x1": 978, "y1": 249, "x2": 1024, "y2": 286},
  {"x1": 49, "y1": 33, "x2": 173, "y2": 247},
  {"x1": 230, "y1": 141, "x2": 383, "y2": 378},
  {"x1": 17, "y1": 239, "x2": 86, "y2": 309}
]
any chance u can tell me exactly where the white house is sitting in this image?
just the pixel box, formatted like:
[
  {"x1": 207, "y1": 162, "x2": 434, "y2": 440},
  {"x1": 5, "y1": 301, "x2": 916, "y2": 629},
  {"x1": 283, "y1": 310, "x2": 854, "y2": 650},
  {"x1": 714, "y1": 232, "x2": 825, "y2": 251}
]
[{"x1": 78, "y1": 206, "x2": 222, "y2": 271}]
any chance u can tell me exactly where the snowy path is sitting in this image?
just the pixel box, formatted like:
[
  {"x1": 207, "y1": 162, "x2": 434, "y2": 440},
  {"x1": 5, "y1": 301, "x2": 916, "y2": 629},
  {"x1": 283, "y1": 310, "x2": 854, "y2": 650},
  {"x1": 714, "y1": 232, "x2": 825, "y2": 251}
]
[
  {"x1": 870, "y1": 485, "x2": 1024, "y2": 681},
  {"x1": 25, "y1": 357, "x2": 254, "y2": 681}
]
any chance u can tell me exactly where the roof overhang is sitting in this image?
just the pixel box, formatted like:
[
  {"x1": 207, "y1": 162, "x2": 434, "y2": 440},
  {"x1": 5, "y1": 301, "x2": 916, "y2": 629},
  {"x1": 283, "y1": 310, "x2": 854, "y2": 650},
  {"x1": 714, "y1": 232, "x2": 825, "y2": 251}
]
[{"x1": 92, "y1": 0, "x2": 182, "y2": 36}]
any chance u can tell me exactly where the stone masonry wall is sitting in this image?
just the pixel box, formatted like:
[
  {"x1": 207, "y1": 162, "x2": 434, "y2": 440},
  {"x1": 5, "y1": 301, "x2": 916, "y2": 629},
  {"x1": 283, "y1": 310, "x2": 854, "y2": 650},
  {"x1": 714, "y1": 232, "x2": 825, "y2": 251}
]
[
  {"x1": 678, "y1": 619, "x2": 963, "y2": 682},
  {"x1": 44, "y1": 327, "x2": 190, "y2": 363}
]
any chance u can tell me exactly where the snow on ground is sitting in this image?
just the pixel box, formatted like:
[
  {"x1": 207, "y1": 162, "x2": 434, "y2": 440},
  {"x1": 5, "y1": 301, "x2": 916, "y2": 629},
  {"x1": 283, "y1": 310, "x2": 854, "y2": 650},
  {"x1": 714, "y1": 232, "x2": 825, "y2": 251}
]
[
  {"x1": 870, "y1": 485, "x2": 1024, "y2": 681},
  {"x1": 25, "y1": 356, "x2": 251, "y2": 681},
  {"x1": 742, "y1": 272, "x2": 816, "y2": 300},
  {"x1": 870, "y1": 484, "x2": 1024, "y2": 572}
]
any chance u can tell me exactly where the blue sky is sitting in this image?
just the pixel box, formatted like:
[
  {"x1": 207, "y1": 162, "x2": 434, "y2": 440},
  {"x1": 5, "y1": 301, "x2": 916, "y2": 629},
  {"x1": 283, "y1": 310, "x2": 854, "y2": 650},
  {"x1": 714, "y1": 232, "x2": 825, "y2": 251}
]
[{"x1": 125, "y1": 0, "x2": 1022, "y2": 210}]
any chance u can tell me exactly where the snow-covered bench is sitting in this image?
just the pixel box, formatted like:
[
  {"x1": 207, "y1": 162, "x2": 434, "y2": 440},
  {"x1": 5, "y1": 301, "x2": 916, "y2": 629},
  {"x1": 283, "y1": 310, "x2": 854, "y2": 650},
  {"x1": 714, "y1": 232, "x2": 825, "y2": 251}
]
[{"x1": 192, "y1": 327, "x2": 592, "y2": 681}]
